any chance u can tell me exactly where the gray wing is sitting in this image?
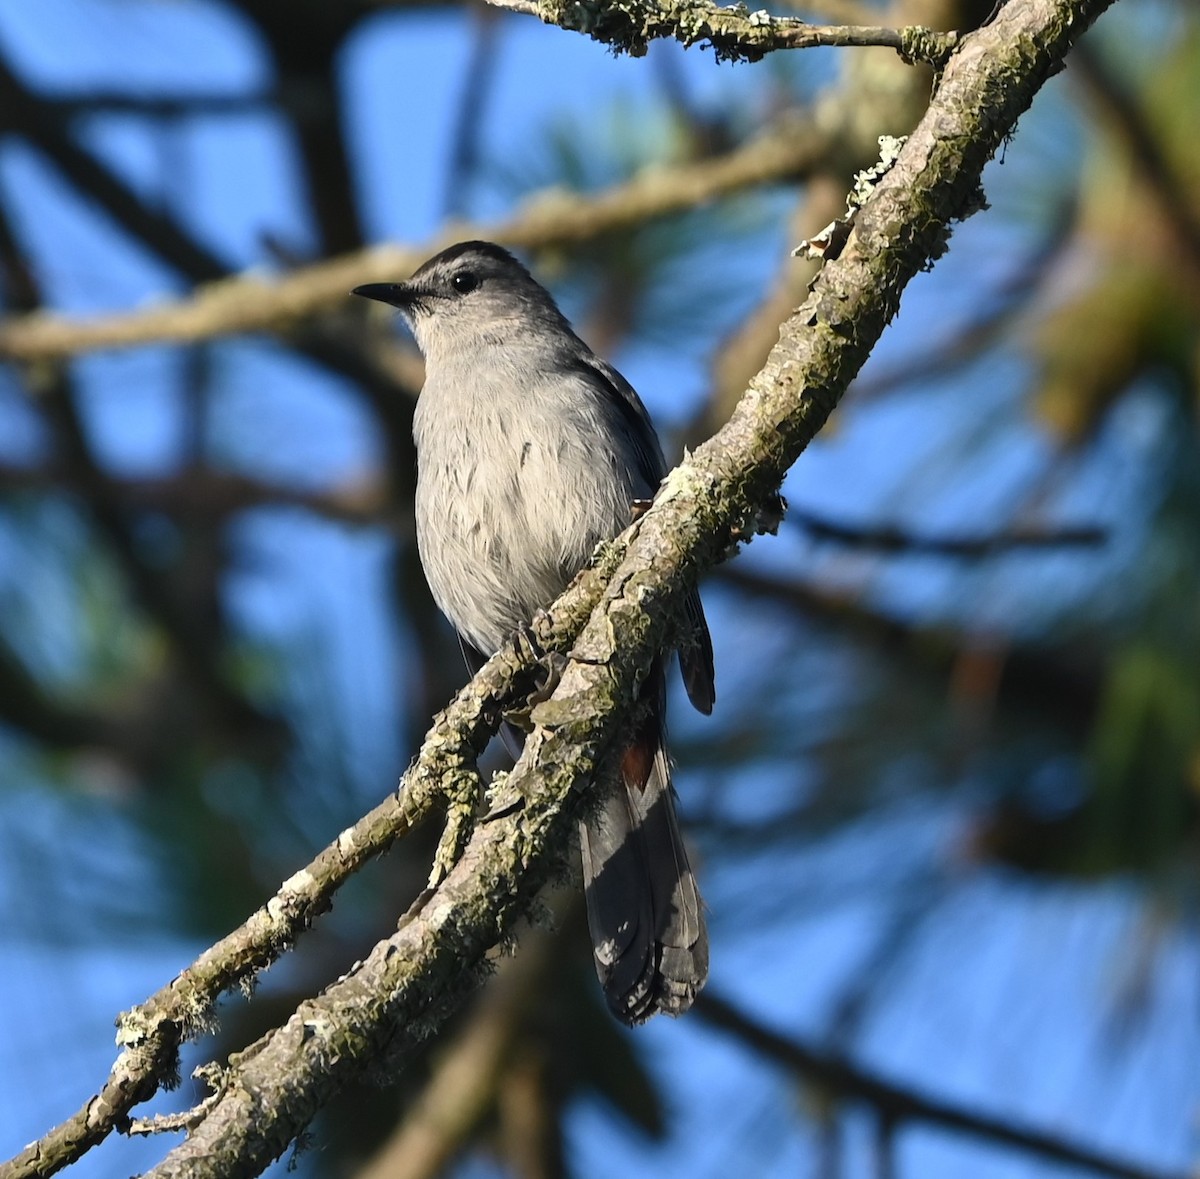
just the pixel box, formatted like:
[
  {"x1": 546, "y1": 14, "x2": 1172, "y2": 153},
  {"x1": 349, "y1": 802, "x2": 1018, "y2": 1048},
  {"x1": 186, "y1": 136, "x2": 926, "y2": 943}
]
[
  {"x1": 568, "y1": 353, "x2": 667, "y2": 491},
  {"x1": 680, "y1": 591, "x2": 715, "y2": 715},
  {"x1": 567, "y1": 353, "x2": 715, "y2": 716}
]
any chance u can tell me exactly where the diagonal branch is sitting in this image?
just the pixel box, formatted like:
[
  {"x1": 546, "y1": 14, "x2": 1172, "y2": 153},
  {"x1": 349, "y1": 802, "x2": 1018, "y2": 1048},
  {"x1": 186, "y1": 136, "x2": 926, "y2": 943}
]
[
  {"x1": 0, "y1": 578, "x2": 609, "y2": 1179},
  {"x1": 353, "y1": 918, "x2": 558, "y2": 1179},
  {"x1": 0, "y1": 115, "x2": 826, "y2": 363},
  {"x1": 0, "y1": 57, "x2": 229, "y2": 283},
  {"x1": 1, "y1": 0, "x2": 1118, "y2": 1174}
]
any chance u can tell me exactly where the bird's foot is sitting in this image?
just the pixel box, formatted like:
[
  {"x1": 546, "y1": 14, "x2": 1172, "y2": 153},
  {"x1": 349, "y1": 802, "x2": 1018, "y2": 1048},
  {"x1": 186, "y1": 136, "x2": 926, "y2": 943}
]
[{"x1": 502, "y1": 615, "x2": 567, "y2": 733}]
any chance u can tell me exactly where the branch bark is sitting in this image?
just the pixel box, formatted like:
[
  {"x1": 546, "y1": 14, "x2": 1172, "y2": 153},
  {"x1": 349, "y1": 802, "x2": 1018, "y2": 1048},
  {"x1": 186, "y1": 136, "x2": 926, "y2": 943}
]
[
  {"x1": 1, "y1": 0, "x2": 1117, "y2": 1175},
  {"x1": 485, "y1": 0, "x2": 961, "y2": 63},
  {"x1": 353, "y1": 917, "x2": 557, "y2": 1179}
]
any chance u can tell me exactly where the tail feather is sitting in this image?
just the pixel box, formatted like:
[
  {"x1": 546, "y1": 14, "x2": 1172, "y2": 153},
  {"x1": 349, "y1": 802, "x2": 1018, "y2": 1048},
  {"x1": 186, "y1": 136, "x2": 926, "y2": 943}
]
[
  {"x1": 470, "y1": 634, "x2": 708, "y2": 1024},
  {"x1": 580, "y1": 701, "x2": 707, "y2": 1024}
]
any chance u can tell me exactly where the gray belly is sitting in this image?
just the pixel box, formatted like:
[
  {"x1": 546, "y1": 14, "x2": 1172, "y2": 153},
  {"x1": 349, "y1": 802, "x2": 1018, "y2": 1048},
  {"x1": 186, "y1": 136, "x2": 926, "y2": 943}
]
[{"x1": 414, "y1": 409, "x2": 643, "y2": 655}]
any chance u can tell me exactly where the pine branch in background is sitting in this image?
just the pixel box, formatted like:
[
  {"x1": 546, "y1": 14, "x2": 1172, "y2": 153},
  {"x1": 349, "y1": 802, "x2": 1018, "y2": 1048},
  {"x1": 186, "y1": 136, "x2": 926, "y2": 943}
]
[
  {"x1": 695, "y1": 991, "x2": 1189, "y2": 1179},
  {"x1": 0, "y1": 115, "x2": 827, "y2": 362}
]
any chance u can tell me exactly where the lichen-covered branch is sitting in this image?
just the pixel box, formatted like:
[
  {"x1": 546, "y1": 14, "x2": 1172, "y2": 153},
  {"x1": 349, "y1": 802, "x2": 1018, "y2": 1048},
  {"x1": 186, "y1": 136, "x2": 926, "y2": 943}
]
[
  {"x1": 0, "y1": 571, "x2": 614, "y2": 1179},
  {"x1": 352, "y1": 915, "x2": 559, "y2": 1179},
  {"x1": 136, "y1": 0, "x2": 1112, "y2": 1174},
  {"x1": 0, "y1": 115, "x2": 826, "y2": 365},
  {"x1": 1, "y1": 0, "x2": 1117, "y2": 1174},
  {"x1": 485, "y1": 0, "x2": 960, "y2": 64}
]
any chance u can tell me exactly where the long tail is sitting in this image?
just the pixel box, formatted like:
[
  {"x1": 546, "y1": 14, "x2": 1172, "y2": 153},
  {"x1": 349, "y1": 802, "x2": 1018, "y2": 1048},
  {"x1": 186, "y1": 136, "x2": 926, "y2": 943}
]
[{"x1": 579, "y1": 686, "x2": 707, "y2": 1024}]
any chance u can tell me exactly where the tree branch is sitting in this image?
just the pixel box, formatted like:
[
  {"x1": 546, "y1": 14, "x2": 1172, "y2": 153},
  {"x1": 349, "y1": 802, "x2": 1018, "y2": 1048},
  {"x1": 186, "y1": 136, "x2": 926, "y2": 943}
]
[
  {"x1": 718, "y1": 563, "x2": 1102, "y2": 734},
  {"x1": 0, "y1": 576, "x2": 610, "y2": 1179},
  {"x1": 790, "y1": 508, "x2": 1108, "y2": 555},
  {"x1": 353, "y1": 921, "x2": 556, "y2": 1179},
  {"x1": 0, "y1": 115, "x2": 826, "y2": 362},
  {"x1": 695, "y1": 990, "x2": 1187, "y2": 1179},
  {"x1": 0, "y1": 56, "x2": 229, "y2": 284},
  {"x1": 1, "y1": 0, "x2": 1118, "y2": 1173},
  {"x1": 484, "y1": 0, "x2": 960, "y2": 64},
  {"x1": 0, "y1": 463, "x2": 385, "y2": 526},
  {"x1": 40, "y1": 91, "x2": 272, "y2": 118}
]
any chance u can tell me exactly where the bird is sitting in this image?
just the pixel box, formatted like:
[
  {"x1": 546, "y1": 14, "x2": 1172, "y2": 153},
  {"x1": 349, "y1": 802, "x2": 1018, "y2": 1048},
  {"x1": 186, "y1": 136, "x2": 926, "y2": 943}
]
[{"x1": 353, "y1": 241, "x2": 713, "y2": 1023}]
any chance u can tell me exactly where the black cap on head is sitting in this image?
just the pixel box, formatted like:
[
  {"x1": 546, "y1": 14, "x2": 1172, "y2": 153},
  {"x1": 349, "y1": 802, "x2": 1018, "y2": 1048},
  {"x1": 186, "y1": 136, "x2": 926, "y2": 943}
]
[{"x1": 412, "y1": 239, "x2": 524, "y2": 275}]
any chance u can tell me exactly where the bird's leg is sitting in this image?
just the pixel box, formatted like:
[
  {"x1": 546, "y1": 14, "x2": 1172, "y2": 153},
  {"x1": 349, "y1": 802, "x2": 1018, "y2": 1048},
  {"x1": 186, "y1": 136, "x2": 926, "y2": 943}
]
[
  {"x1": 630, "y1": 497, "x2": 654, "y2": 520},
  {"x1": 509, "y1": 614, "x2": 545, "y2": 664},
  {"x1": 502, "y1": 610, "x2": 568, "y2": 732}
]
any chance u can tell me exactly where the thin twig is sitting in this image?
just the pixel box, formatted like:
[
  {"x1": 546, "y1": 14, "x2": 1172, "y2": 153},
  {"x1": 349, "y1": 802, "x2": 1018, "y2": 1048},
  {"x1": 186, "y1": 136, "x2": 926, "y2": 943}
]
[
  {"x1": 486, "y1": 0, "x2": 959, "y2": 64},
  {"x1": 696, "y1": 991, "x2": 1187, "y2": 1179},
  {"x1": 42, "y1": 91, "x2": 272, "y2": 118},
  {"x1": 791, "y1": 508, "x2": 1108, "y2": 555}
]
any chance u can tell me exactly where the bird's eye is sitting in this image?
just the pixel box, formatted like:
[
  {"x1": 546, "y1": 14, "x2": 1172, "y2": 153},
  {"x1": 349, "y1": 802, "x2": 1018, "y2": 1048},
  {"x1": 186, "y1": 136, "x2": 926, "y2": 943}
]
[{"x1": 452, "y1": 271, "x2": 479, "y2": 294}]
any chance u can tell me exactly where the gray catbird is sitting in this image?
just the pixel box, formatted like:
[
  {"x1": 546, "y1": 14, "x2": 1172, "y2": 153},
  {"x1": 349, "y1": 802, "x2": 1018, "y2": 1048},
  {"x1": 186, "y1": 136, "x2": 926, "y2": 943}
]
[{"x1": 353, "y1": 241, "x2": 713, "y2": 1023}]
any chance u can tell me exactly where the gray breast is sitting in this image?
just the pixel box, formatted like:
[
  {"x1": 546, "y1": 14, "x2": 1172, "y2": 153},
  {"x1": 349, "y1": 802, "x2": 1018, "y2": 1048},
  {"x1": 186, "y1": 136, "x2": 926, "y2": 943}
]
[{"x1": 413, "y1": 365, "x2": 650, "y2": 655}]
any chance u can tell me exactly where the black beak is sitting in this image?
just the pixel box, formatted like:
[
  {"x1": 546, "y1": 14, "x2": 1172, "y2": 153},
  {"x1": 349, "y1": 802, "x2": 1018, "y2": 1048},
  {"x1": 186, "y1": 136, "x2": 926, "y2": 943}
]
[{"x1": 351, "y1": 282, "x2": 416, "y2": 307}]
